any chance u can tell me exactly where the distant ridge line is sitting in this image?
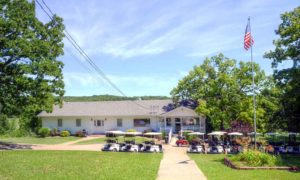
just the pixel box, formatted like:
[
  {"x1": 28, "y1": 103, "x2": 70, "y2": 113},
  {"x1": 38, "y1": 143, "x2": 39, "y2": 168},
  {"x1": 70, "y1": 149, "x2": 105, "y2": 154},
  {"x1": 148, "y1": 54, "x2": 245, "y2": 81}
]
[{"x1": 62, "y1": 95, "x2": 171, "y2": 102}]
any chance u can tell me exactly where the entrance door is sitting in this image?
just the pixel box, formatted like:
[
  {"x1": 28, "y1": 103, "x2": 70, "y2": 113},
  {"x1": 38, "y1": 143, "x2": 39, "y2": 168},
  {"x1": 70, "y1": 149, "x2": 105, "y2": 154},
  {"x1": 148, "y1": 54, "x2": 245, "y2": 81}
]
[{"x1": 175, "y1": 118, "x2": 181, "y2": 133}]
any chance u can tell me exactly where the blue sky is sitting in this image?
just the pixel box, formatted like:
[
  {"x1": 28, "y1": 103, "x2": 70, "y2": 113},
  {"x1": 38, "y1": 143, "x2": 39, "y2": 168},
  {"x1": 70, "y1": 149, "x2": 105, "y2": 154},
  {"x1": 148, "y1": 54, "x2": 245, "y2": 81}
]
[{"x1": 36, "y1": 0, "x2": 299, "y2": 97}]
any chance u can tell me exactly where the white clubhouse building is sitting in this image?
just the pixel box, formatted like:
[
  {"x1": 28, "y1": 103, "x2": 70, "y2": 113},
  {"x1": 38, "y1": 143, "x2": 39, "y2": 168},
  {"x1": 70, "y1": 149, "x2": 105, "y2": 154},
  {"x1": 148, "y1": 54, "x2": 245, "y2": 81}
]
[{"x1": 38, "y1": 100, "x2": 206, "y2": 134}]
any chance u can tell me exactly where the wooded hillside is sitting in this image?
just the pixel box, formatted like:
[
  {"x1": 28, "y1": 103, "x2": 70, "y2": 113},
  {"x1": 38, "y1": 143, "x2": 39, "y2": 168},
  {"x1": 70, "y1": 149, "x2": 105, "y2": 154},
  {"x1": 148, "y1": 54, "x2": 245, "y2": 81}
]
[{"x1": 63, "y1": 95, "x2": 171, "y2": 102}]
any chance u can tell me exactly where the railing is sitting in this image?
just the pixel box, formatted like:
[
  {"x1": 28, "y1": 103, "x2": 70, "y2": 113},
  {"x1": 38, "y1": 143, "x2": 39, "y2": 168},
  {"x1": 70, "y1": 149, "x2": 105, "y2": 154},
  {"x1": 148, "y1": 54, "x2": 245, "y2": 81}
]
[
  {"x1": 159, "y1": 126, "x2": 171, "y2": 132},
  {"x1": 181, "y1": 125, "x2": 203, "y2": 132}
]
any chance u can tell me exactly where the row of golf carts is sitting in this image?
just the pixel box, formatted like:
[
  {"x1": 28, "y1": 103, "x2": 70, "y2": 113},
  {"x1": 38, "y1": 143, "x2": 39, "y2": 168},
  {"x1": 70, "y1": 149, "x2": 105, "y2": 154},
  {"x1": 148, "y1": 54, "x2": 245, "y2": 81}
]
[
  {"x1": 101, "y1": 131, "x2": 163, "y2": 153},
  {"x1": 178, "y1": 131, "x2": 243, "y2": 154},
  {"x1": 177, "y1": 131, "x2": 300, "y2": 154}
]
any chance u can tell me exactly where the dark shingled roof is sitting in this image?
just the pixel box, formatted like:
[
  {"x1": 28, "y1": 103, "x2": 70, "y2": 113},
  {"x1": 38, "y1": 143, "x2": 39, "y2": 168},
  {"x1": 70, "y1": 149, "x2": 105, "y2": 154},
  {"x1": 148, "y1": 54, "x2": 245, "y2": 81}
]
[{"x1": 38, "y1": 100, "x2": 172, "y2": 117}]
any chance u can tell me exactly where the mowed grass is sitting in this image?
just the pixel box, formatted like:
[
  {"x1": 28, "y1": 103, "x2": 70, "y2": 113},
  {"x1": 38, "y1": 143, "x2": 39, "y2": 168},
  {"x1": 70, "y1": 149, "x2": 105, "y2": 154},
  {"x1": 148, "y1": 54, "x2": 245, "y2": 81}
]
[
  {"x1": 75, "y1": 137, "x2": 106, "y2": 145},
  {"x1": 0, "y1": 136, "x2": 81, "y2": 145},
  {"x1": 76, "y1": 136, "x2": 154, "y2": 145},
  {"x1": 189, "y1": 154, "x2": 300, "y2": 180},
  {"x1": 0, "y1": 150, "x2": 162, "y2": 180}
]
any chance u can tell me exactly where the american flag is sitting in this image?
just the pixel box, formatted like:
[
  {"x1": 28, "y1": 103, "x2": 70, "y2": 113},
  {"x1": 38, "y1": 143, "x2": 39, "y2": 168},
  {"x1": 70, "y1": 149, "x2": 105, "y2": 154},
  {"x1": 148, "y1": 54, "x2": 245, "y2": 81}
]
[{"x1": 244, "y1": 19, "x2": 254, "y2": 50}]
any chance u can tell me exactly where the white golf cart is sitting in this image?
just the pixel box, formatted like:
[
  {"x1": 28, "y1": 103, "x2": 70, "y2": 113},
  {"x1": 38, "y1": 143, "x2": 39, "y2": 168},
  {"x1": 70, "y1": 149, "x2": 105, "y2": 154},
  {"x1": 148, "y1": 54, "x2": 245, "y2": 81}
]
[
  {"x1": 187, "y1": 132, "x2": 205, "y2": 153},
  {"x1": 207, "y1": 131, "x2": 227, "y2": 153},
  {"x1": 227, "y1": 132, "x2": 243, "y2": 153},
  {"x1": 120, "y1": 131, "x2": 142, "y2": 152},
  {"x1": 102, "y1": 131, "x2": 124, "y2": 152},
  {"x1": 141, "y1": 132, "x2": 163, "y2": 153}
]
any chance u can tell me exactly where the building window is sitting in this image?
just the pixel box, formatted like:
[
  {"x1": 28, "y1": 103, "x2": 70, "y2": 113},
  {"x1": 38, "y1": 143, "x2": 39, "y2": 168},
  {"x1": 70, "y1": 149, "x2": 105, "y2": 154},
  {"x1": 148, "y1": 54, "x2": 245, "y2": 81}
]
[
  {"x1": 117, "y1": 119, "x2": 122, "y2": 127},
  {"x1": 166, "y1": 118, "x2": 171, "y2": 126},
  {"x1": 57, "y1": 119, "x2": 62, "y2": 127},
  {"x1": 134, "y1": 119, "x2": 150, "y2": 127},
  {"x1": 94, "y1": 120, "x2": 104, "y2": 127},
  {"x1": 182, "y1": 118, "x2": 200, "y2": 126},
  {"x1": 76, "y1": 119, "x2": 81, "y2": 127}
]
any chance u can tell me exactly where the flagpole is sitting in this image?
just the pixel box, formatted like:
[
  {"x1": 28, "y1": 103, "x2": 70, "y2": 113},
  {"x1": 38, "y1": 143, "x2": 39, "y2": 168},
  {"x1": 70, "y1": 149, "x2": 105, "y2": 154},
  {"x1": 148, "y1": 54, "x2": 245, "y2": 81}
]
[{"x1": 248, "y1": 17, "x2": 257, "y2": 149}]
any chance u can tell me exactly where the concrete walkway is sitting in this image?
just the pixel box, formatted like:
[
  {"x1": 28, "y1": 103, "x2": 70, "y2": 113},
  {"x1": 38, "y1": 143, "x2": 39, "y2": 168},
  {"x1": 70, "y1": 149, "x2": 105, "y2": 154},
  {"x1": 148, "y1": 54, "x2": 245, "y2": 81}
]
[
  {"x1": 156, "y1": 138, "x2": 207, "y2": 180},
  {"x1": 31, "y1": 135, "x2": 104, "y2": 151}
]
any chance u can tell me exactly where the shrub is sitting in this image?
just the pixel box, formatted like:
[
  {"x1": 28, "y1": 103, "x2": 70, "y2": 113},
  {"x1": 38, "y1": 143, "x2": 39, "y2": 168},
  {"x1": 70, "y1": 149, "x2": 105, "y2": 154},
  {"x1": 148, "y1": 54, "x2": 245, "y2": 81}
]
[
  {"x1": 0, "y1": 115, "x2": 9, "y2": 135},
  {"x1": 161, "y1": 130, "x2": 166, "y2": 138},
  {"x1": 38, "y1": 128, "x2": 50, "y2": 137},
  {"x1": 75, "y1": 130, "x2": 85, "y2": 137},
  {"x1": 126, "y1": 129, "x2": 137, "y2": 132},
  {"x1": 60, "y1": 130, "x2": 70, "y2": 137},
  {"x1": 233, "y1": 150, "x2": 277, "y2": 166},
  {"x1": 50, "y1": 128, "x2": 58, "y2": 136},
  {"x1": 187, "y1": 135, "x2": 197, "y2": 142}
]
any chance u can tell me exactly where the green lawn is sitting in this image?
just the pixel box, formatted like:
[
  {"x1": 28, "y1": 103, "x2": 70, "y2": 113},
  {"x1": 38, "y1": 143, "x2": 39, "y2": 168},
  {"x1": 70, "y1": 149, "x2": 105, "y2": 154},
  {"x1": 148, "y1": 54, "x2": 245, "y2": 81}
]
[
  {"x1": 0, "y1": 136, "x2": 81, "y2": 145},
  {"x1": 75, "y1": 137, "x2": 106, "y2": 145},
  {"x1": 75, "y1": 136, "x2": 152, "y2": 145},
  {"x1": 189, "y1": 154, "x2": 300, "y2": 180},
  {"x1": 0, "y1": 151, "x2": 162, "y2": 180}
]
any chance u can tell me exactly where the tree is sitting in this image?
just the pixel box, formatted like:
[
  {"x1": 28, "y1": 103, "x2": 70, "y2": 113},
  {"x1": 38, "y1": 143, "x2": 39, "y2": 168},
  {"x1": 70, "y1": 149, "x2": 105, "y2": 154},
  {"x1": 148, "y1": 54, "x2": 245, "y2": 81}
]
[
  {"x1": 0, "y1": 0, "x2": 65, "y2": 131},
  {"x1": 171, "y1": 54, "x2": 277, "y2": 131},
  {"x1": 264, "y1": 6, "x2": 300, "y2": 131}
]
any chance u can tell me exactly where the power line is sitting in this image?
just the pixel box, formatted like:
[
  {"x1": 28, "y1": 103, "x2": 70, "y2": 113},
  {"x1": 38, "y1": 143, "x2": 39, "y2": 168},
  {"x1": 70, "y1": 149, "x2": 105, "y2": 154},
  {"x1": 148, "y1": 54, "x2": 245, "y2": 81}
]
[{"x1": 36, "y1": 0, "x2": 150, "y2": 110}]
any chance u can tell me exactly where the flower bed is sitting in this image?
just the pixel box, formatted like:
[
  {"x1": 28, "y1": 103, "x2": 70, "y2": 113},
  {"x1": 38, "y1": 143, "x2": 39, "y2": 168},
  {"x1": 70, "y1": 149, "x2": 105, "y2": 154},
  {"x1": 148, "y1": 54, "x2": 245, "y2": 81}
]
[
  {"x1": 224, "y1": 157, "x2": 293, "y2": 170},
  {"x1": 224, "y1": 150, "x2": 300, "y2": 171}
]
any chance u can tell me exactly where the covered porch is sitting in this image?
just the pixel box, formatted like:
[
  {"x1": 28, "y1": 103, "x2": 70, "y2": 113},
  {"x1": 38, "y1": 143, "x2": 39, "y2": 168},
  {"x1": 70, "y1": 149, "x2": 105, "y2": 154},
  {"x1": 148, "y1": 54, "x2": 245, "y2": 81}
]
[{"x1": 159, "y1": 106, "x2": 205, "y2": 133}]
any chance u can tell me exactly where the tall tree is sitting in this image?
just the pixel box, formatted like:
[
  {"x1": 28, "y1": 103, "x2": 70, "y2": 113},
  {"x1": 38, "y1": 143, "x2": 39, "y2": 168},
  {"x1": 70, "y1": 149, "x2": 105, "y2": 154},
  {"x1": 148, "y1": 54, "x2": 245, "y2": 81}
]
[
  {"x1": 171, "y1": 54, "x2": 277, "y2": 131},
  {"x1": 264, "y1": 6, "x2": 300, "y2": 131},
  {"x1": 0, "y1": 0, "x2": 65, "y2": 130}
]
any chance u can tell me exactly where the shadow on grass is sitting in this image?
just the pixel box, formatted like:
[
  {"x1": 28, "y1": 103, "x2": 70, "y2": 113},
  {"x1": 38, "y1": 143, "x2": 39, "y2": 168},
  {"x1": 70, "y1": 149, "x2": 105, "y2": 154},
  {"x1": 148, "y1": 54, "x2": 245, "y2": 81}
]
[{"x1": 0, "y1": 142, "x2": 32, "y2": 150}]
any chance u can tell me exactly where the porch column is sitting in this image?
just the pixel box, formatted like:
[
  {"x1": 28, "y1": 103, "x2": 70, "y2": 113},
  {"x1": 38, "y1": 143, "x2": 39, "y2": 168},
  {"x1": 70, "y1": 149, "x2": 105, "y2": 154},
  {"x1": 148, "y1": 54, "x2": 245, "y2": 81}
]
[{"x1": 180, "y1": 117, "x2": 183, "y2": 131}]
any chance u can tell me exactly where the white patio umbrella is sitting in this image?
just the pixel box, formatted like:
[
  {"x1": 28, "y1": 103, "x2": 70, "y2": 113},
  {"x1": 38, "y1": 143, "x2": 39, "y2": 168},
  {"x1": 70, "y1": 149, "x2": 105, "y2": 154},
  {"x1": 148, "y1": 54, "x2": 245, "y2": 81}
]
[
  {"x1": 207, "y1": 131, "x2": 227, "y2": 136},
  {"x1": 228, "y1": 132, "x2": 243, "y2": 136}
]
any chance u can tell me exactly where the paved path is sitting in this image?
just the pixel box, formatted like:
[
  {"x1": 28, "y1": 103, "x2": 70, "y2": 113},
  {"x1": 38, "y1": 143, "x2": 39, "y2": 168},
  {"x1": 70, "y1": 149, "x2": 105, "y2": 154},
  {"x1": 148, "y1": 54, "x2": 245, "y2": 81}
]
[
  {"x1": 156, "y1": 138, "x2": 207, "y2": 180},
  {"x1": 31, "y1": 135, "x2": 104, "y2": 151}
]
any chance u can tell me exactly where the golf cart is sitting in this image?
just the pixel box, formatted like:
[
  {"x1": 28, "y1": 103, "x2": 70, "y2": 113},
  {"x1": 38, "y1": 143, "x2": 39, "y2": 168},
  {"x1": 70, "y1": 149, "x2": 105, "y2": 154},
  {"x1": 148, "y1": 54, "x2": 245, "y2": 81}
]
[
  {"x1": 120, "y1": 131, "x2": 142, "y2": 152},
  {"x1": 265, "y1": 132, "x2": 287, "y2": 154},
  {"x1": 102, "y1": 131, "x2": 124, "y2": 152},
  {"x1": 176, "y1": 136, "x2": 189, "y2": 147},
  {"x1": 207, "y1": 131, "x2": 227, "y2": 153},
  {"x1": 226, "y1": 132, "x2": 243, "y2": 153},
  {"x1": 286, "y1": 132, "x2": 300, "y2": 154},
  {"x1": 187, "y1": 132, "x2": 205, "y2": 153},
  {"x1": 176, "y1": 130, "x2": 193, "y2": 147},
  {"x1": 141, "y1": 132, "x2": 163, "y2": 153}
]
